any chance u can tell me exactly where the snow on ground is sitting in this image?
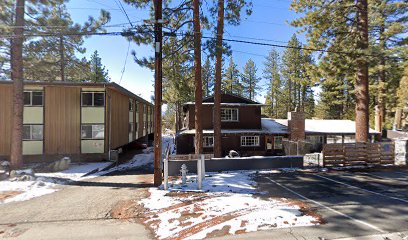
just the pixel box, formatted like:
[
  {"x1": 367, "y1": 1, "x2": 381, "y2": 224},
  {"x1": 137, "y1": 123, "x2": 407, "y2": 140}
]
[
  {"x1": 0, "y1": 162, "x2": 111, "y2": 204},
  {"x1": 139, "y1": 170, "x2": 320, "y2": 240},
  {"x1": 99, "y1": 134, "x2": 175, "y2": 174}
]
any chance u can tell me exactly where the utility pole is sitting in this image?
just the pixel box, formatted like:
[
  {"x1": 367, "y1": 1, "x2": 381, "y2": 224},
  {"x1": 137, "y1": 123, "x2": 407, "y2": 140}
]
[
  {"x1": 10, "y1": 0, "x2": 25, "y2": 169},
  {"x1": 193, "y1": 0, "x2": 203, "y2": 155},
  {"x1": 153, "y1": 0, "x2": 163, "y2": 187}
]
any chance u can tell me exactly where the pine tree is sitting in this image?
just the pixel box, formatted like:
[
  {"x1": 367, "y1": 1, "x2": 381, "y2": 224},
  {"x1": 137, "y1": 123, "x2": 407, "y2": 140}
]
[
  {"x1": 222, "y1": 56, "x2": 242, "y2": 95},
  {"x1": 397, "y1": 63, "x2": 408, "y2": 107},
  {"x1": 241, "y1": 59, "x2": 261, "y2": 101},
  {"x1": 202, "y1": 58, "x2": 214, "y2": 97},
  {"x1": 88, "y1": 50, "x2": 110, "y2": 82},
  {"x1": 263, "y1": 48, "x2": 282, "y2": 118},
  {"x1": 24, "y1": 3, "x2": 110, "y2": 82}
]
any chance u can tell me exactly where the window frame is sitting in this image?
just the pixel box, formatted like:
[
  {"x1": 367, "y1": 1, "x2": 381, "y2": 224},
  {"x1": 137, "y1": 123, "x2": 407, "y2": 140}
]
[
  {"x1": 81, "y1": 124, "x2": 105, "y2": 140},
  {"x1": 129, "y1": 99, "x2": 134, "y2": 111},
  {"x1": 273, "y1": 136, "x2": 283, "y2": 150},
  {"x1": 240, "y1": 136, "x2": 260, "y2": 147},
  {"x1": 221, "y1": 108, "x2": 239, "y2": 122},
  {"x1": 24, "y1": 91, "x2": 44, "y2": 107},
  {"x1": 81, "y1": 92, "x2": 105, "y2": 107},
  {"x1": 203, "y1": 136, "x2": 214, "y2": 148},
  {"x1": 23, "y1": 124, "x2": 44, "y2": 141}
]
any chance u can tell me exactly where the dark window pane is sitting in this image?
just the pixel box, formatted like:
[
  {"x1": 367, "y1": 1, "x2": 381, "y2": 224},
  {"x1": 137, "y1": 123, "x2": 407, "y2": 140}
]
[
  {"x1": 23, "y1": 125, "x2": 31, "y2": 140},
  {"x1": 81, "y1": 125, "x2": 93, "y2": 139},
  {"x1": 82, "y1": 93, "x2": 93, "y2": 106},
  {"x1": 24, "y1": 92, "x2": 31, "y2": 105},
  {"x1": 93, "y1": 93, "x2": 105, "y2": 106},
  {"x1": 32, "y1": 91, "x2": 43, "y2": 106}
]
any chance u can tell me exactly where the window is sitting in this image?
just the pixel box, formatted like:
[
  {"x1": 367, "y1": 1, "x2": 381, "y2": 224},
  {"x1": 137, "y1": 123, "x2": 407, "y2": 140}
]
[
  {"x1": 129, "y1": 123, "x2": 134, "y2": 133},
  {"x1": 274, "y1": 136, "x2": 283, "y2": 149},
  {"x1": 81, "y1": 125, "x2": 105, "y2": 139},
  {"x1": 129, "y1": 100, "x2": 134, "y2": 111},
  {"x1": 327, "y1": 135, "x2": 342, "y2": 144},
  {"x1": 241, "y1": 136, "x2": 259, "y2": 147},
  {"x1": 203, "y1": 136, "x2": 214, "y2": 147},
  {"x1": 81, "y1": 92, "x2": 105, "y2": 106},
  {"x1": 23, "y1": 125, "x2": 43, "y2": 140},
  {"x1": 221, "y1": 108, "x2": 238, "y2": 122},
  {"x1": 24, "y1": 91, "x2": 43, "y2": 106}
]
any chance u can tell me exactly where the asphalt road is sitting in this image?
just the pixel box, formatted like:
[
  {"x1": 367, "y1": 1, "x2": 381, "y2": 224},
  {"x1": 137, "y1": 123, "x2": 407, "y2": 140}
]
[
  {"x1": 0, "y1": 172, "x2": 153, "y2": 240},
  {"x1": 215, "y1": 168, "x2": 408, "y2": 240}
]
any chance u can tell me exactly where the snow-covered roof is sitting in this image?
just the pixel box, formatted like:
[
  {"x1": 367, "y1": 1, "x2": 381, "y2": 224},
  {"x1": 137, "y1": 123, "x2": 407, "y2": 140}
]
[
  {"x1": 178, "y1": 118, "x2": 380, "y2": 135},
  {"x1": 262, "y1": 118, "x2": 380, "y2": 134},
  {"x1": 178, "y1": 129, "x2": 266, "y2": 135},
  {"x1": 183, "y1": 102, "x2": 265, "y2": 106}
]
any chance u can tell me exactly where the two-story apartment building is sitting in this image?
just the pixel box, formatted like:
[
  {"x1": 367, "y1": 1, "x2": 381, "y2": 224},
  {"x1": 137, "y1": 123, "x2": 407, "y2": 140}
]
[
  {"x1": 176, "y1": 93, "x2": 380, "y2": 156},
  {"x1": 0, "y1": 81, "x2": 154, "y2": 162}
]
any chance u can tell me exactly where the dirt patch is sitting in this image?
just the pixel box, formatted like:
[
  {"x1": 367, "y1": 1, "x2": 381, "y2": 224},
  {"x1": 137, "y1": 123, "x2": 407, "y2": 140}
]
[
  {"x1": 205, "y1": 225, "x2": 231, "y2": 239},
  {"x1": 110, "y1": 188, "x2": 149, "y2": 221},
  {"x1": 285, "y1": 199, "x2": 326, "y2": 225},
  {"x1": 0, "y1": 191, "x2": 22, "y2": 201}
]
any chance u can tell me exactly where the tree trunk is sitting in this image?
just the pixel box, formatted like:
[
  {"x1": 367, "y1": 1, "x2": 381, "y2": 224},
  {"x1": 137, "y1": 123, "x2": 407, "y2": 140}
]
[
  {"x1": 377, "y1": 22, "x2": 386, "y2": 130},
  {"x1": 193, "y1": 0, "x2": 203, "y2": 154},
  {"x1": 214, "y1": 0, "x2": 224, "y2": 158},
  {"x1": 355, "y1": 0, "x2": 369, "y2": 142},
  {"x1": 10, "y1": 0, "x2": 25, "y2": 169},
  {"x1": 59, "y1": 35, "x2": 65, "y2": 81}
]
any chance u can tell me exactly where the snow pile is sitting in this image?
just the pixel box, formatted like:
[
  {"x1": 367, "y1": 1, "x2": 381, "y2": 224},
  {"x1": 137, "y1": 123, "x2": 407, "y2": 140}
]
[
  {"x1": 140, "y1": 171, "x2": 319, "y2": 240},
  {"x1": 101, "y1": 135, "x2": 175, "y2": 174},
  {"x1": 0, "y1": 162, "x2": 111, "y2": 204}
]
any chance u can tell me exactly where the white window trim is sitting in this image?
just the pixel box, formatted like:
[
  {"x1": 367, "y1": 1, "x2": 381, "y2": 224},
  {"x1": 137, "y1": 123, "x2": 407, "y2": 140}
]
[
  {"x1": 203, "y1": 136, "x2": 214, "y2": 148},
  {"x1": 23, "y1": 124, "x2": 44, "y2": 141},
  {"x1": 81, "y1": 92, "x2": 105, "y2": 107},
  {"x1": 129, "y1": 99, "x2": 134, "y2": 111},
  {"x1": 240, "y1": 136, "x2": 260, "y2": 147},
  {"x1": 81, "y1": 124, "x2": 105, "y2": 140},
  {"x1": 221, "y1": 108, "x2": 239, "y2": 122},
  {"x1": 24, "y1": 91, "x2": 44, "y2": 106}
]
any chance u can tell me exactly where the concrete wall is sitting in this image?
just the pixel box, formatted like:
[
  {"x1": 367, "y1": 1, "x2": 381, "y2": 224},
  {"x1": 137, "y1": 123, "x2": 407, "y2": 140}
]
[{"x1": 167, "y1": 156, "x2": 303, "y2": 176}]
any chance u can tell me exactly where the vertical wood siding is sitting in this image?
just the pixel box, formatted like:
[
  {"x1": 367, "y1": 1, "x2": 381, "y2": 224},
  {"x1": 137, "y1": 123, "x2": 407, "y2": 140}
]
[
  {"x1": 0, "y1": 84, "x2": 12, "y2": 156},
  {"x1": 106, "y1": 88, "x2": 129, "y2": 149},
  {"x1": 44, "y1": 86, "x2": 81, "y2": 154}
]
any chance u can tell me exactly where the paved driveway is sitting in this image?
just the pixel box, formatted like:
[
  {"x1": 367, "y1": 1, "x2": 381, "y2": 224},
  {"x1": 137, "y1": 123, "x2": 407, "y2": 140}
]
[
  {"x1": 215, "y1": 168, "x2": 408, "y2": 240},
  {"x1": 0, "y1": 172, "x2": 153, "y2": 240}
]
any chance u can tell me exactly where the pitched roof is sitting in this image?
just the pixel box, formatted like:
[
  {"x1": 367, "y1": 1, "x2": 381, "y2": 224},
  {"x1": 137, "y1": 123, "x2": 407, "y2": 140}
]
[{"x1": 184, "y1": 92, "x2": 263, "y2": 105}]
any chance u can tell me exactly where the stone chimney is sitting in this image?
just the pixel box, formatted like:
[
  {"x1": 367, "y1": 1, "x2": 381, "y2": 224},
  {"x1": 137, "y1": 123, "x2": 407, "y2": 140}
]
[{"x1": 288, "y1": 110, "x2": 305, "y2": 141}]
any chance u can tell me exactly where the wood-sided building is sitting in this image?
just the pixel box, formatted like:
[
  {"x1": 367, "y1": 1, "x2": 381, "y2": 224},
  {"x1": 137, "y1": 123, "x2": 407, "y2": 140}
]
[{"x1": 0, "y1": 81, "x2": 154, "y2": 162}]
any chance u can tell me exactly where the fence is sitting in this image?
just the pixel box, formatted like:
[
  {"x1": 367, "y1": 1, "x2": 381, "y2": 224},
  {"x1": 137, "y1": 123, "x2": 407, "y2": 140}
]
[{"x1": 323, "y1": 142, "x2": 395, "y2": 167}]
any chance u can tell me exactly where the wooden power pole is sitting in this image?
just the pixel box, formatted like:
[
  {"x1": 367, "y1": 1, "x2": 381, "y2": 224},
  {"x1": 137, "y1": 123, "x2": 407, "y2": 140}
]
[
  {"x1": 10, "y1": 0, "x2": 25, "y2": 169},
  {"x1": 153, "y1": 0, "x2": 163, "y2": 187},
  {"x1": 355, "y1": 0, "x2": 369, "y2": 142},
  {"x1": 193, "y1": 0, "x2": 203, "y2": 155}
]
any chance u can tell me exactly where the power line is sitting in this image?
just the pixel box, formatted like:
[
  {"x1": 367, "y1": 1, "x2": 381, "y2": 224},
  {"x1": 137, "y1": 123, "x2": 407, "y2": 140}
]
[
  {"x1": 113, "y1": 0, "x2": 134, "y2": 28},
  {"x1": 119, "y1": 40, "x2": 131, "y2": 85},
  {"x1": 0, "y1": 30, "x2": 405, "y2": 61}
]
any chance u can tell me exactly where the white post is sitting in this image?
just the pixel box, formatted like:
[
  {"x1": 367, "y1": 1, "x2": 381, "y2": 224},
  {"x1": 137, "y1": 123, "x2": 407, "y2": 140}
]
[
  {"x1": 163, "y1": 155, "x2": 168, "y2": 190},
  {"x1": 201, "y1": 154, "x2": 205, "y2": 180},
  {"x1": 197, "y1": 157, "x2": 202, "y2": 190},
  {"x1": 181, "y1": 164, "x2": 188, "y2": 185}
]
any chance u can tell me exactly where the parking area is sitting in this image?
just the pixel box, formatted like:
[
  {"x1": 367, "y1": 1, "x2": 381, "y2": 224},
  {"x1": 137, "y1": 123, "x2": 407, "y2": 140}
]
[{"x1": 250, "y1": 168, "x2": 408, "y2": 240}]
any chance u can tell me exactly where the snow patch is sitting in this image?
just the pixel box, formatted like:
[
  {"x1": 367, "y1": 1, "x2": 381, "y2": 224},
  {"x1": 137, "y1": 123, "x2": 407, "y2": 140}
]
[{"x1": 140, "y1": 170, "x2": 319, "y2": 239}]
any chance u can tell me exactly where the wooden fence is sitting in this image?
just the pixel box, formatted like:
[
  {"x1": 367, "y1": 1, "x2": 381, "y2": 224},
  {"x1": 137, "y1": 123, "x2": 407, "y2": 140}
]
[{"x1": 323, "y1": 142, "x2": 394, "y2": 167}]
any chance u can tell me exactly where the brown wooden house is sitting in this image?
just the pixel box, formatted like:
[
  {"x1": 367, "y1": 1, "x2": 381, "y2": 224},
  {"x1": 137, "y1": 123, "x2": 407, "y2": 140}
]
[
  {"x1": 0, "y1": 81, "x2": 154, "y2": 162},
  {"x1": 176, "y1": 93, "x2": 380, "y2": 156}
]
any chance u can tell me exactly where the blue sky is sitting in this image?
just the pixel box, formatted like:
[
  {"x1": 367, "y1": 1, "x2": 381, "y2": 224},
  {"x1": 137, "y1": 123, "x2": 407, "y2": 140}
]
[{"x1": 66, "y1": 0, "x2": 306, "y2": 103}]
